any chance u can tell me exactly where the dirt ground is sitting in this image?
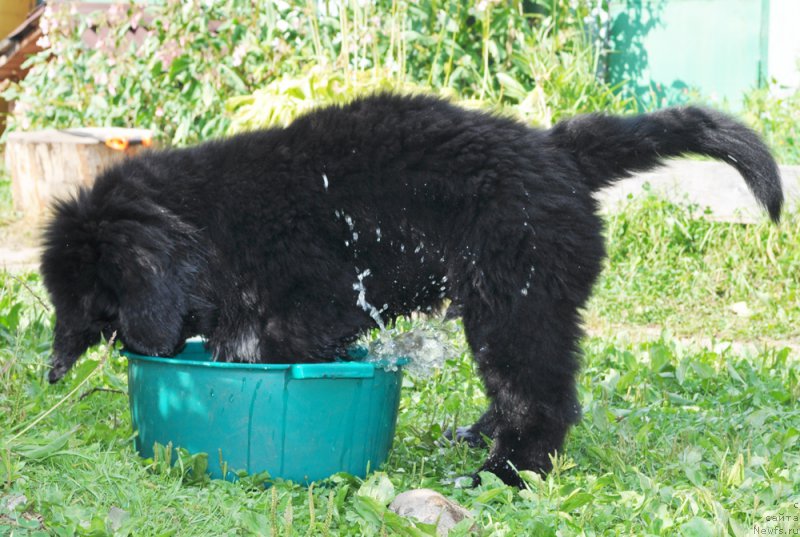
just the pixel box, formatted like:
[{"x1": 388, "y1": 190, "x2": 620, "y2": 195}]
[
  {"x1": 1, "y1": 144, "x2": 41, "y2": 271},
  {"x1": 0, "y1": 216, "x2": 40, "y2": 272}
]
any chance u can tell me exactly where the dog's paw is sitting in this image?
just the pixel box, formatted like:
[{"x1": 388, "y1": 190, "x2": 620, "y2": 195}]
[
  {"x1": 48, "y1": 361, "x2": 68, "y2": 384},
  {"x1": 474, "y1": 458, "x2": 526, "y2": 489},
  {"x1": 441, "y1": 426, "x2": 490, "y2": 448}
]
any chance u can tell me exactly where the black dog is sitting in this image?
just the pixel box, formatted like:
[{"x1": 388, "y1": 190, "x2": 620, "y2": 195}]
[{"x1": 41, "y1": 94, "x2": 782, "y2": 486}]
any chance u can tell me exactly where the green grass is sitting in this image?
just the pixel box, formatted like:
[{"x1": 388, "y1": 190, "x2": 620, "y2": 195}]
[
  {"x1": 588, "y1": 195, "x2": 800, "y2": 341},
  {"x1": 1, "y1": 196, "x2": 799, "y2": 536}
]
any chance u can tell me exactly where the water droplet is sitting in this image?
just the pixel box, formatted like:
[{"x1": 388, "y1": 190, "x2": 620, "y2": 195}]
[{"x1": 353, "y1": 269, "x2": 385, "y2": 330}]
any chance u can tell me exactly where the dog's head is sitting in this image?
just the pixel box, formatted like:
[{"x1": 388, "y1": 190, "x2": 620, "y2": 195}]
[{"x1": 41, "y1": 181, "x2": 196, "y2": 383}]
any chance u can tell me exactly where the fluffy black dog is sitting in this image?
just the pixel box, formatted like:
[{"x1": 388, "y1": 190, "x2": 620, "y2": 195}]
[{"x1": 41, "y1": 94, "x2": 782, "y2": 486}]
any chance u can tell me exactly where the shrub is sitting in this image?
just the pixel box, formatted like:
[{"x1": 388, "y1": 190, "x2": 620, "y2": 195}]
[
  {"x1": 227, "y1": 1, "x2": 634, "y2": 132},
  {"x1": 3, "y1": 1, "x2": 632, "y2": 145},
  {"x1": 1, "y1": 1, "x2": 315, "y2": 145},
  {"x1": 742, "y1": 83, "x2": 800, "y2": 165}
]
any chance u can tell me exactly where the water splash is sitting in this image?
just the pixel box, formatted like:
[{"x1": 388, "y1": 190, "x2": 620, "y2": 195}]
[
  {"x1": 334, "y1": 210, "x2": 457, "y2": 378},
  {"x1": 353, "y1": 269, "x2": 386, "y2": 330},
  {"x1": 360, "y1": 319, "x2": 460, "y2": 378}
]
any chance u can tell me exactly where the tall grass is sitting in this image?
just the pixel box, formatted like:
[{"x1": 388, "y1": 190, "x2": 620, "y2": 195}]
[{"x1": 227, "y1": 0, "x2": 634, "y2": 131}]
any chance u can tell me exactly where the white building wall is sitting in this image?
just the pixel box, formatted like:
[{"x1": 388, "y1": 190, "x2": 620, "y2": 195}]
[{"x1": 768, "y1": 0, "x2": 800, "y2": 90}]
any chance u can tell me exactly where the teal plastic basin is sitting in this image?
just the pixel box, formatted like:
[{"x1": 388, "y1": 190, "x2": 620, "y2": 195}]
[{"x1": 125, "y1": 339, "x2": 405, "y2": 484}]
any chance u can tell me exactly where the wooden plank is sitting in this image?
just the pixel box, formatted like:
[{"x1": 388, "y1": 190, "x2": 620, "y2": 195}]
[
  {"x1": 596, "y1": 160, "x2": 800, "y2": 223},
  {"x1": 8, "y1": 128, "x2": 152, "y2": 144},
  {"x1": 4, "y1": 128, "x2": 153, "y2": 218}
]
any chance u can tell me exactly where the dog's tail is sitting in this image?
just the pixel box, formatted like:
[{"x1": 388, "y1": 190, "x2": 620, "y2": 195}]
[{"x1": 548, "y1": 106, "x2": 783, "y2": 222}]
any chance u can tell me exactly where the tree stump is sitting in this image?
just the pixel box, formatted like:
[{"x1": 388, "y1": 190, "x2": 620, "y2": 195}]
[{"x1": 4, "y1": 128, "x2": 154, "y2": 219}]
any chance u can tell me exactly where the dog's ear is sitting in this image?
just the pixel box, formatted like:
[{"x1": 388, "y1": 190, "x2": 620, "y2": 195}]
[
  {"x1": 112, "y1": 254, "x2": 187, "y2": 357},
  {"x1": 43, "y1": 185, "x2": 198, "y2": 381},
  {"x1": 49, "y1": 318, "x2": 102, "y2": 383},
  {"x1": 98, "y1": 218, "x2": 191, "y2": 357}
]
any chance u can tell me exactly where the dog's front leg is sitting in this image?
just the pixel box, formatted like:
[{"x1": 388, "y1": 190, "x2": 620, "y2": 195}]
[{"x1": 444, "y1": 403, "x2": 498, "y2": 447}]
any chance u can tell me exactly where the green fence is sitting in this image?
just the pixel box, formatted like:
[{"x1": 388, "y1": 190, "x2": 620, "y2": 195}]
[{"x1": 606, "y1": 0, "x2": 770, "y2": 109}]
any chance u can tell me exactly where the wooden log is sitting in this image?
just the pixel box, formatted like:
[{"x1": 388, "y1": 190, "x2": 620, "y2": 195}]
[
  {"x1": 4, "y1": 127, "x2": 154, "y2": 219},
  {"x1": 595, "y1": 160, "x2": 800, "y2": 223}
]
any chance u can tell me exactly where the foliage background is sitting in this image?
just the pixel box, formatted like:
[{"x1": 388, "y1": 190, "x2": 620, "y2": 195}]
[
  {"x1": 5, "y1": 0, "x2": 796, "y2": 162},
  {"x1": 2, "y1": 0, "x2": 631, "y2": 146}
]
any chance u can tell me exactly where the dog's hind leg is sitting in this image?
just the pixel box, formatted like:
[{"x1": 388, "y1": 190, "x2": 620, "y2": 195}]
[
  {"x1": 453, "y1": 205, "x2": 604, "y2": 486},
  {"x1": 461, "y1": 295, "x2": 585, "y2": 486}
]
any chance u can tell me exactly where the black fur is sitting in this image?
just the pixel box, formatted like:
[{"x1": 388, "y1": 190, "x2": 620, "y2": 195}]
[{"x1": 40, "y1": 94, "x2": 782, "y2": 486}]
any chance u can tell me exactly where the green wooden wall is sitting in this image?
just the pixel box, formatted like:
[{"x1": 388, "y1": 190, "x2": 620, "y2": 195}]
[{"x1": 606, "y1": 0, "x2": 770, "y2": 109}]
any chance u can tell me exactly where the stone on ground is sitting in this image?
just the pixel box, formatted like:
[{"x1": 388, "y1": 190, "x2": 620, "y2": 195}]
[{"x1": 389, "y1": 488, "x2": 472, "y2": 536}]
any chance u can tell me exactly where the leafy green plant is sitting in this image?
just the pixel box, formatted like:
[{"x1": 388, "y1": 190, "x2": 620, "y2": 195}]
[
  {"x1": 4, "y1": 1, "x2": 634, "y2": 146},
  {"x1": 742, "y1": 82, "x2": 800, "y2": 165},
  {"x1": 1, "y1": 1, "x2": 317, "y2": 146},
  {"x1": 496, "y1": 19, "x2": 634, "y2": 127},
  {"x1": 227, "y1": 1, "x2": 633, "y2": 132},
  {"x1": 226, "y1": 67, "x2": 424, "y2": 132}
]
